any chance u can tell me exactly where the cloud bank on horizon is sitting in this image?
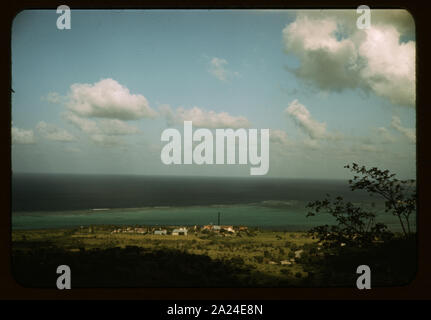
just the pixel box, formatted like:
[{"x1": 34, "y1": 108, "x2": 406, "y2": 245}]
[{"x1": 11, "y1": 9, "x2": 416, "y2": 179}]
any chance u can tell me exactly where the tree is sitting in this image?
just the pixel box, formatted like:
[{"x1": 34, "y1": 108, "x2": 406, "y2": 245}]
[
  {"x1": 344, "y1": 163, "x2": 416, "y2": 237},
  {"x1": 306, "y1": 163, "x2": 416, "y2": 248},
  {"x1": 306, "y1": 195, "x2": 392, "y2": 248}
]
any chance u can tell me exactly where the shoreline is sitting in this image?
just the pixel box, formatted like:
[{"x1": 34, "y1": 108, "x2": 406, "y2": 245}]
[{"x1": 11, "y1": 200, "x2": 310, "y2": 214}]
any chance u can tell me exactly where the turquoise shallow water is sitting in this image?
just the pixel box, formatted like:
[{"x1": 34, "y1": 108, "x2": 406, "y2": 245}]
[
  {"x1": 12, "y1": 203, "x2": 415, "y2": 232},
  {"x1": 12, "y1": 174, "x2": 416, "y2": 232}
]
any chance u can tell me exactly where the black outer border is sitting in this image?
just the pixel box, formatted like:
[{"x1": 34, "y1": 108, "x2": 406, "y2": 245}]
[{"x1": 1, "y1": 0, "x2": 430, "y2": 300}]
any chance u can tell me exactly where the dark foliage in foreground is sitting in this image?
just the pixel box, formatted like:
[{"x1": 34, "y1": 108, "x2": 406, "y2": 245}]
[
  {"x1": 12, "y1": 236, "x2": 417, "y2": 288},
  {"x1": 13, "y1": 244, "x2": 255, "y2": 288},
  {"x1": 297, "y1": 236, "x2": 417, "y2": 287}
]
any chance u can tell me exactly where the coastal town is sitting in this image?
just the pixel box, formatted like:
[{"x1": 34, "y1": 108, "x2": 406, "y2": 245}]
[
  {"x1": 109, "y1": 224, "x2": 248, "y2": 236},
  {"x1": 75, "y1": 212, "x2": 253, "y2": 237}
]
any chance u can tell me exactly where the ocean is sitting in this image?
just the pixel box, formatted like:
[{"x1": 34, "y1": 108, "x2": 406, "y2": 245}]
[{"x1": 11, "y1": 173, "x2": 414, "y2": 231}]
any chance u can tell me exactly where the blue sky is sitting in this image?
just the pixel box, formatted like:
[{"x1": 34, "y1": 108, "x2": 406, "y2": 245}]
[{"x1": 11, "y1": 9, "x2": 416, "y2": 179}]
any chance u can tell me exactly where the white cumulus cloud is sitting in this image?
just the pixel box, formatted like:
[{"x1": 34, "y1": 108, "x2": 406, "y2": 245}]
[
  {"x1": 282, "y1": 10, "x2": 415, "y2": 107},
  {"x1": 66, "y1": 78, "x2": 158, "y2": 120},
  {"x1": 285, "y1": 100, "x2": 327, "y2": 140}
]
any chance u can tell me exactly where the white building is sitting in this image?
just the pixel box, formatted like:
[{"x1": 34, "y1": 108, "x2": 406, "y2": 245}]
[
  {"x1": 154, "y1": 230, "x2": 167, "y2": 235},
  {"x1": 172, "y1": 227, "x2": 188, "y2": 236}
]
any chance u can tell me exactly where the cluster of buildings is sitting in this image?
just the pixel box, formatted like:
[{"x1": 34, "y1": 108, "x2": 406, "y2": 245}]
[
  {"x1": 111, "y1": 226, "x2": 190, "y2": 236},
  {"x1": 109, "y1": 213, "x2": 249, "y2": 236},
  {"x1": 154, "y1": 227, "x2": 188, "y2": 236},
  {"x1": 110, "y1": 224, "x2": 248, "y2": 236},
  {"x1": 111, "y1": 227, "x2": 147, "y2": 234},
  {"x1": 201, "y1": 225, "x2": 235, "y2": 233}
]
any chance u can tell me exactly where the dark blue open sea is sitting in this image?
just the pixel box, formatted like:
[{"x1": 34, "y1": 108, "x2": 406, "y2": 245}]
[{"x1": 12, "y1": 173, "x2": 414, "y2": 231}]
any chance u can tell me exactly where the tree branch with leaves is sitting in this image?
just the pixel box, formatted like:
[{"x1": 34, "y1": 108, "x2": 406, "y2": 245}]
[
  {"x1": 306, "y1": 164, "x2": 416, "y2": 248},
  {"x1": 344, "y1": 163, "x2": 416, "y2": 237},
  {"x1": 306, "y1": 195, "x2": 392, "y2": 248}
]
